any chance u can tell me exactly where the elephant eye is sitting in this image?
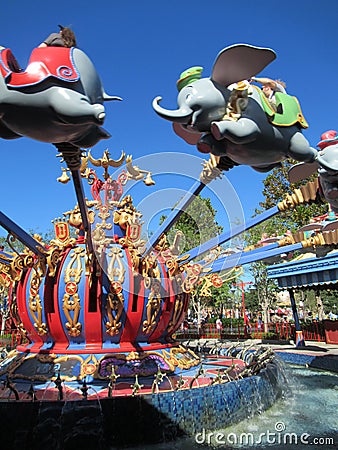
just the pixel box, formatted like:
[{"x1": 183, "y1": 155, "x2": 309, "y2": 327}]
[{"x1": 185, "y1": 93, "x2": 192, "y2": 102}]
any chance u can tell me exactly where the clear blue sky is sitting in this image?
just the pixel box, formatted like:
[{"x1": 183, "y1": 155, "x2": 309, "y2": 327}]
[{"x1": 1, "y1": 0, "x2": 337, "y2": 242}]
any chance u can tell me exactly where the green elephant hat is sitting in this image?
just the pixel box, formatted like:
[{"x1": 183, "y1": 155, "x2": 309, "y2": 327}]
[{"x1": 176, "y1": 66, "x2": 203, "y2": 91}]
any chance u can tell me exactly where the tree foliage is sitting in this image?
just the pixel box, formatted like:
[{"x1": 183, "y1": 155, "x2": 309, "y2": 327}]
[
  {"x1": 161, "y1": 195, "x2": 223, "y2": 254},
  {"x1": 245, "y1": 161, "x2": 329, "y2": 319},
  {"x1": 257, "y1": 161, "x2": 327, "y2": 232}
]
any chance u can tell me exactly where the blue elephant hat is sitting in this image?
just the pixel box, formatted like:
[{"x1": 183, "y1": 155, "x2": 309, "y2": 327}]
[{"x1": 176, "y1": 66, "x2": 203, "y2": 91}]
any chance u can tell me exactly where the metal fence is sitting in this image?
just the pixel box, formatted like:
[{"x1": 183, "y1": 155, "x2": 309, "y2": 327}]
[
  {"x1": 175, "y1": 321, "x2": 327, "y2": 342},
  {"x1": 0, "y1": 321, "x2": 328, "y2": 348}
]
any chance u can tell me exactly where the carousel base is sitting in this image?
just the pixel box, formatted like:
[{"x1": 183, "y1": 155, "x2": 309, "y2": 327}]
[{"x1": 0, "y1": 346, "x2": 286, "y2": 449}]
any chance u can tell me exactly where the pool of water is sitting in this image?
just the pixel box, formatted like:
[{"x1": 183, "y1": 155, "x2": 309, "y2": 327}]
[{"x1": 125, "y1": 363, "x2": 338, "y2": 450}]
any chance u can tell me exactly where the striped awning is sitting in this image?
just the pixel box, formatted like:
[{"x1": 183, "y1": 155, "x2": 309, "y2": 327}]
[{"x1": 267, "y1": 252, "x2": 338, "y2": 289}]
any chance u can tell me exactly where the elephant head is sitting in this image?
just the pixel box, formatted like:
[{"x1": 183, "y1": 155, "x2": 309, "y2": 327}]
[
  {"x1": 152, "y1": 43, "x2": 318, "y2": 172},
  {"x1": 0, "y1": 46, "x2": 121, "y2": 148},
  {"x1": 289, "y1": 130, "x2": 338, "y2": 212},
  {"x1": 316, "y1": 132, "x2": 338, "y2": 212},
  {"x1": 153, "y1": 44, "x2": 276, "y2": 136}
]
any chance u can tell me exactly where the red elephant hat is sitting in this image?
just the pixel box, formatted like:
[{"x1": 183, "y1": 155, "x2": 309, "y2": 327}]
[{"x1": 317, "y1": 130, "x2": 338, "y2": 150}]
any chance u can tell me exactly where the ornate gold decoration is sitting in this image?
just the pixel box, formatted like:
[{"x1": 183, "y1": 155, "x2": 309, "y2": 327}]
[
  {"x1": 81, "y1": 355, "x2": 99, "y2": 378},
  {"x1": 51, "y1": 218, "x2": 76, "y2": 249},
  {"x1": 162, "y1": 346, "x2": 200, "y2": 370},
  {"x1": 0, "y1": 258, "x2": 21, "y2": 284},
  {"x1": 9, "y1": 297, "x2": 27, "y2": 341},
  {"x1": 199, "y1": 266, "x2": 243, "y2": 298},
  {"x1": 126, "y1": 351, "x2": 139, "y2": 361},
  {"x1": 143, "y1": 279, "x2": 162, "y2": 334},
  {"x1": 57, "y1": 167, "x2": 71, "y2": 184},
  {"x1": 62, "y1": 247, "x2": 85, "y2": 337},
  {"x1": 88, "y1": 149, "x2": 126, "y2": 180},
  {"x1": 167, "y1": 291, "x2": 185, "y2": 333},
  {"x1": 107, "y1": 246, "x2": 125, "y2": 283},
  {"x1": 200, "y1": 154, "x2": 223, "y2": 184},
  {"x1": 278, "y1": 179, "x2": 319, "y2": 211},
  {"x1": 275, "y1": 229, "x2": 338, "y2": 251},
  {"x1": 57, "y1": 153, "x2": 93, "y2": 184},
  {"x1": 0, "y1": 250, "x2": 37, "y2": 285},
  {"x1": 63, "y1": 203, "x2": 96, "y2": 231},
  {"x1": 45, "y1": 247, "x2": 61, "y2": 278},
  {"x1": 181, "y1": 262, "x2": 211, "y2": 293},
  {"x1": 105, "y1": 281, "x2": 124, "y2": 336},
  {"x1": 113, "y1": 195, "x2": 136, "y2": 229},
  {"x1": 140, "y1": 252, "x2": 161, "y2": 290},
  {"x1": 302, "y1": 234, "x2": 326, "y2": 248},
  {"x1": 125, "y1": 155, "x2": 155, "y2": 185},
  {"x1": 91, "y1": 204, "x2": 114, "y2": 256},
  {"x1": 28, "y1": 256, "x2": 48, "y2": 336}
]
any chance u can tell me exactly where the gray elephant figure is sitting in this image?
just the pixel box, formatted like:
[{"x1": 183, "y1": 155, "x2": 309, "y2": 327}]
[
  {"x1": 315, "y1": 131, "x2": 338, "y2": 212},
  {"x1": 153, "y1": 43, "x2": 318, "y2": 173},
  {"x1": 0, "y1": 46, "x2": 121, "y2": 148},
  {"x1": 288, "y1": 130, "x2": 338, "y2": 213}
]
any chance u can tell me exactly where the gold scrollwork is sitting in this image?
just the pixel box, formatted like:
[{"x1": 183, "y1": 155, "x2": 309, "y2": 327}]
[
  {"x1": 105, "y1": 282, "x2": 124, "y2": 336},
  {"x1": 29, "y1": 257, "x2": 48, "y2": 336},
  {"x1": 46, "y1": 248, "x2": 61, "y2": 278},
  {"x1": 181, "y1": 263, "x2": 203, "y2": 293},
  {"x1": 143, "y1": 279, "x2": 162, "y2": 334},
  {"x1": 107, "y1": 247, "x2": 125, "y2": 284},
  {"x1": 162, "y1": 346, "x2": 200, "y2": 370},
  {"x1": 62, "y1": 247, "x2": 85, "y2": 337},
  {"x1": 167, "y1": 291, "x2": 185, "y2": 333},
  {"x1": 81, "y1": 355, "x2": 99, "y2": 378}
]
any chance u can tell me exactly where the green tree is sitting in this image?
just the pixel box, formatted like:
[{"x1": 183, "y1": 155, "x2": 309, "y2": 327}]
[
  {"x1": 161, "y1": 195, "x2": 224, "y2": 327},
  {"x1": 0, "y1": 227, "x2": 56, "y2": 253},
  {"x1": 244, "y1": 161, "x2": 329, "y2": 328},
  {"x1": 161, "y1": 195, "x2": 223, "y2": 254},
  {"x1": 257, "y1": 161, "x2": 327, "y2": 232}
]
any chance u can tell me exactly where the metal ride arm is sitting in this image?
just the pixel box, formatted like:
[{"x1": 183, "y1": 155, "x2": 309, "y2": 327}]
[
  {"x1": 142, "y1": 154, "x2": 222, "y2": 256},
  {"x1": 54, "y1": 143, "x2": 93, "y2": 255},
  {"x1": 142, "y1": 180, "x2": 205, "y2": 256},
  {"x1": 209, "y1": 240, "x2": 302, "y2": 273},
  {"x1": 208, "y1": 228, "x2": 338, "y2": 273},
  {"x1": 183, "y1": 205, "x2": 280, "y2": 262},
  {"x1": 181, "y1": 179, "x2": 320, "y2": 263},
  {"x1": 0, "y1": 211, "x2": 46, "y2": 258}
]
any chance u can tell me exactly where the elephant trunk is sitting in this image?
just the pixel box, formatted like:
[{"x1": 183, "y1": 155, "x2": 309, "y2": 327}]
[
  {"x1": 103, "y1": 92, "x2": 123, "y2": 102},
  {"x1": 152, "y1": 96, "x2": 193, "y2": 124}
]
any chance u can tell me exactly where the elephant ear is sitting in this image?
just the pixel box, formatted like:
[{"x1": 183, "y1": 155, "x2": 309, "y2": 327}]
[
  {"x1": 211, "y1": 44, "x2": 276, "y2": 86},
  {"x1": 173, "y1": 123, "x2": 202, "y2": 145},
  {"x1": 288, "y1": 161, "x2": 319, "y2": 183}
]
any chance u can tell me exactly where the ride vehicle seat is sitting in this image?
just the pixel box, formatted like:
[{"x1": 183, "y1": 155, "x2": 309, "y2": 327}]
[
  {"x1": 0, "y1": 48, "x2": 22, "y2": 73},
  {"x1": 0, "y1": 47, "x2": 79, "y2": 88}
]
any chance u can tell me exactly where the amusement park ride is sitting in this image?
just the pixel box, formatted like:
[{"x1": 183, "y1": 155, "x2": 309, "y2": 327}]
[{"x1": 0, "y1": 42, "x2": 338, "y2": 448}]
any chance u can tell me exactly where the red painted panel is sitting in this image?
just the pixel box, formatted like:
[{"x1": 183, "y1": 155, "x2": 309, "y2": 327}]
[
  {"x1": 84, "y1": 273, "x2": 103, "y2": 350},
  {"x1": 149, "y1": 259, "x2": 175, "y2": 342},
  {"x1": 120, "y1": 251, "x2": 145, "y2": 344},
  {"x1": 16, "y1": 268, "x2": 44, "y2": 351},
  {"x1": 46, "y1": 249, "x2": 69, "y2": 351}
]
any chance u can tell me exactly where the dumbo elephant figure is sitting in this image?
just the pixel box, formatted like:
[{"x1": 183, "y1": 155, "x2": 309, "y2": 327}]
[
  {"x1": 314, "y1": 131, "x2": 338, "y2": 212},
  {"x1": 153, "y1": 43, "x2": 318, "y2": 172},
  {"x1": 0, "y1": 46, "x2": 121, "y2": 148},
  {"x1": 288, "y1": 130, "x2": 338, "y2": 212}
]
